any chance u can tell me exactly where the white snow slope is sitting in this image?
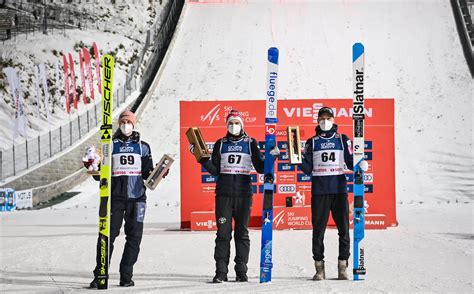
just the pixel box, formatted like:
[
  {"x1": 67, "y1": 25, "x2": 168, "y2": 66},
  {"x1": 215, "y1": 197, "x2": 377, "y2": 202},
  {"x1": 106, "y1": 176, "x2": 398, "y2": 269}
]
[
  {"x1": 1, "y1": 0, "x2": 473, "y2": 293},
  {"x1": 0, "y1": 0, "x2": 163, "y2": 149}
]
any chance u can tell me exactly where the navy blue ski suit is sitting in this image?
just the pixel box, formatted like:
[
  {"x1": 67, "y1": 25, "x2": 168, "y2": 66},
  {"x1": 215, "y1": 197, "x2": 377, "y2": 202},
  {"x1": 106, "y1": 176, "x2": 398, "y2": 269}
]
[
  {"x1": 301, "y1": 124, "x2": 353, "y2": 262},
  {"x1": 201, "y1": 132, "x2": 265, "y2": 275},
  {"x1": 93, "y1": 130, "x2": 153, "y2": 280}
]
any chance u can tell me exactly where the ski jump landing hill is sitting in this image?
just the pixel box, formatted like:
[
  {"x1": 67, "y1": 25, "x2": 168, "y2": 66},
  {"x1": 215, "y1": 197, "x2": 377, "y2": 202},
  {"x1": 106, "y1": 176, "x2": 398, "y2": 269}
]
[
  {"x1": 141, "y1": 0, "x2": 473, "y2": 209},
  {"x1": 1, "y1": 1, "x2": 472, "y2": 293}
]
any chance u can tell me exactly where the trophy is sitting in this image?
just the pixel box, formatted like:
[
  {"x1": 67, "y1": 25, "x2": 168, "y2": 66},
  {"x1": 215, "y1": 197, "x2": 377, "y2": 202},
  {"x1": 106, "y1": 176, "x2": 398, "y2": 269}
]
[
  {"x1": 144, "y1": 154, "x2": 174, "y2": 190},
  {"x1": 186, "y1": 127, "x2": 211, "y2": 162},
  {"x1": 287, "y1": 126, "x2": 302, "y2": 164}
]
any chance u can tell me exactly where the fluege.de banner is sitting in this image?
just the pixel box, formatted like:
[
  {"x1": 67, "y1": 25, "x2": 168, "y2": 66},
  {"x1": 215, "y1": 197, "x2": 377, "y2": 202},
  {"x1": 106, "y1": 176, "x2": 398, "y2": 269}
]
[{"x1": 180, "y1": 99, "x2": 396, "y2": 230}]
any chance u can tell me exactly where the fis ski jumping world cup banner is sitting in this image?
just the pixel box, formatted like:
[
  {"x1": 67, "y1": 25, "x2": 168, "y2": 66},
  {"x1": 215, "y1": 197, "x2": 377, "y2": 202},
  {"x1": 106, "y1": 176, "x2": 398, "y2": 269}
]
[{"x1": 180, "y1": 99, "x2": 396, "y2": 230}]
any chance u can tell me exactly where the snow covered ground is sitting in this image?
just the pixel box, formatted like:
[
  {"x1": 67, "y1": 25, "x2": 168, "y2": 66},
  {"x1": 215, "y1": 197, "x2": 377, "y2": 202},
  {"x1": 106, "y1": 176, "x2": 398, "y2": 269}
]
[
  {"x1": 1, "y1": 0, "x2": 473, "y2": 292},
  {"x1": 0, "y1": 184, "x2": 472, "y2": 292},
  {"x1": 0, "y1": 0, "x2": 164, "y2": 149}
]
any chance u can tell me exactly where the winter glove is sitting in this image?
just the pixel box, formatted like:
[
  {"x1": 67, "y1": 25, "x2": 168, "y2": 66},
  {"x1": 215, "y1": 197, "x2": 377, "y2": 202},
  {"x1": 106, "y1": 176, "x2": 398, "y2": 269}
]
[
  {"x1": 269, "y1": 146, "x2": 280, "y2": 157},
  {"x1": 198, "y1": 156, "x2": 210, "y2": 164},
  {"x1": 358, "y1": 160, "x2": 369, "y2": 171}
]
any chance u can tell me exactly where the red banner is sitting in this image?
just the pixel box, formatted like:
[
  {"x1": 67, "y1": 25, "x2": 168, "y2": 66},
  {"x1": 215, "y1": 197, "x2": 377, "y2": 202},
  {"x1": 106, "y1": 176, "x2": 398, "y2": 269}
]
[
  {"x1": 92, "y1": 42, "x2": 101, "y2": 94},
  {"x1": 180, "y1": 99, "x2": 396, "y2": 230},
  {"x1": 68, "y1": 53, "x2": 77, "y2": 109},
  {"x1": 62, "y1": 54, "x2": 70, "y2": 113},
  {"x1": 83, "y1": 48, "x2": 95, "y2": 101},
  {"x1": 79, "y1": 50, "x2": 87, "y2": 104}
]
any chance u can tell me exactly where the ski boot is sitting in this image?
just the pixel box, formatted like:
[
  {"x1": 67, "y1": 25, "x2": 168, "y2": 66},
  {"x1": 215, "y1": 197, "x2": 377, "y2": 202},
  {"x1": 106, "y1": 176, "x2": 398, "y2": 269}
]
[
  {"x1": 120, "y1": 274, "x2": 135, "y2": 287},
  {"x1": 312, "y1": 260, "x2": 325, "y2": 281},
  {"x1": 235, "y1": 272, "x2": 248, "y2": 282},
  {"x1": 119, "y1": 279, "x2": 135, "y2": 287},
  {"x1": 338, "y1": 260, "x2": 349, "y2": 280},
  {"x1": 212, "y1": 273, "x2": 228, "y2": 283},
  {"x1": 89, "y1": 277, "x2": 99, "y2": 289}
]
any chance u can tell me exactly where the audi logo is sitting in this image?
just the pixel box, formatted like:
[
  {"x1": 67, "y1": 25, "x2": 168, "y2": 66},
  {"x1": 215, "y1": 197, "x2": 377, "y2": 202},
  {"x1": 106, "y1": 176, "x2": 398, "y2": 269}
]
[{"x1": 278, "y1": 185, "x2": 296, "y2": 193}]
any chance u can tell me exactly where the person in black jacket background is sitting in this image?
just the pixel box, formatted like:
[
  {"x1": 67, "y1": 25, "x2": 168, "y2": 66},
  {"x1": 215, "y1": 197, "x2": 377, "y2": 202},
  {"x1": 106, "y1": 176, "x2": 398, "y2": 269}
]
[
  {"x1": 191, "y1": 109, "x2": 279, "y2": 283},
  {"x1": 300, "y1": 106, "x2": 368, "y2": 281}
]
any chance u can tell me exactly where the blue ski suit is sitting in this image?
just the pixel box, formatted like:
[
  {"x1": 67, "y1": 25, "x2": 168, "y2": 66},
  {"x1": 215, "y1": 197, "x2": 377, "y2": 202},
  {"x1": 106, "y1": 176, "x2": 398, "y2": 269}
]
[
  {"x1": 301, "y1": 124, "x2": 353, "y2": 262},
  {"x1": 93, "y1": 130, "x2": 153, "y2": 280}
]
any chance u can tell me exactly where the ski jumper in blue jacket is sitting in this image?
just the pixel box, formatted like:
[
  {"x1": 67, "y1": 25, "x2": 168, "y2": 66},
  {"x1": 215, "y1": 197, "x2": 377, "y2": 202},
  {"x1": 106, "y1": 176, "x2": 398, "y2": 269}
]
[{"x1": 301, "y1": 113, "x2": 353, "y2": 264}]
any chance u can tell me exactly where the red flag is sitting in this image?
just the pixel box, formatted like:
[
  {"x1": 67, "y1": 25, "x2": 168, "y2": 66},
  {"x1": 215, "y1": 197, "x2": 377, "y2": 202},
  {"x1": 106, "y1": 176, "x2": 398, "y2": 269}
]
[
  {"x1": 83, "y1": 48, "x2": 95, "y2": 100},
  {"x1": 79, "y1": 50, "x2": 87, "y2": 104},
  {"x1": 68, "y1": 53, "x2": 77, "y2": 109},
  {"x1": 92, "y1": 42, "x2": 101, "y2": 94},
  {"x1": 62, "y1": 54, "x2": 70, "y2": 113}
]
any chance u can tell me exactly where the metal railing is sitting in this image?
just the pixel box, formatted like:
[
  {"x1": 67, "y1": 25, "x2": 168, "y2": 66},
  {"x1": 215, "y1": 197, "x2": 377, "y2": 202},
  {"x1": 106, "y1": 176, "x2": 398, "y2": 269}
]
[
  {"x1": 451, "y1": 0, "x2": 474, "y2": 76},
  {"x1": 133, "y1": 0, "x2": 184, "y2": 111},
  {"x1": 0, "y1": 77, "x2": 138, "y2": 181},
  {"x1": 0, "y1": 0, "x2": 183, "y2": 181},
  {"x1": 1, "y1": 0, "x2": 164, "y2": 41},
  {"x1": 1, "y1": 0, "x2": 88, "y2": 41}
]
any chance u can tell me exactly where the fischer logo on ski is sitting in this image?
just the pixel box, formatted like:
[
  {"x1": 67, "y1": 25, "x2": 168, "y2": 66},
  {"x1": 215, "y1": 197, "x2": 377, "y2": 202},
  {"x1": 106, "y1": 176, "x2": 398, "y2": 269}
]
[
  {"x1": 97, "y1": 54, "x2": 114, "y2": 289},
  {"x1": 260, "y1": 47, "x2": 279, "y2": 283}
]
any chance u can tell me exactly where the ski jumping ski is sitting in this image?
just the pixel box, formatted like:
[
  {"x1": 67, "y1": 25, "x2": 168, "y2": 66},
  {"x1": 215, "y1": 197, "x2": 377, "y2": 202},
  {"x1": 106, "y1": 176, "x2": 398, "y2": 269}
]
[
  {"x1": 260, "y1": 47, "x2": 279, "y2": 283},
  {"x1": 352, "y1": 42, "x2": 366, "y2": 281},
  {"x1": 97, "y1": 55, "x2": 115, "y2": 289}
]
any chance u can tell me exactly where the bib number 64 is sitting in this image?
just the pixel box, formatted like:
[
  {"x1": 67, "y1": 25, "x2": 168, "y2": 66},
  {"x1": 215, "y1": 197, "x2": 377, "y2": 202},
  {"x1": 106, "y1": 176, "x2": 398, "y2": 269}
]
[{"x1": 321, "y1": 152, "x2": 335, "y2": 162}]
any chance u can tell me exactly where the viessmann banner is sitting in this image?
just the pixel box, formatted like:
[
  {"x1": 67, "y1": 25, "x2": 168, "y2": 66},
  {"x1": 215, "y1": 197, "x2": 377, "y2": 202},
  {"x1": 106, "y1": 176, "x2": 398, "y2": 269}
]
[{"x1": 180, "y1": 99, "x2": 396, "y2": 230}]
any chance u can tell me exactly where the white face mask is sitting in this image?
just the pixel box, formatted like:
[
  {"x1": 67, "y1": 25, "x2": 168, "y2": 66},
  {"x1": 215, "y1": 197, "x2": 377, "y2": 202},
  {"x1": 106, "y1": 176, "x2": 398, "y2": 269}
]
[
  {"x1": 120, "y1": 123, "x2": 134, "y2": 136},
  {"x1": 319, "y1": 119, "x2": 333, "y2": 131},
  {"x1": 227, "y1": 123, "x2": 242, "y2": 136}
]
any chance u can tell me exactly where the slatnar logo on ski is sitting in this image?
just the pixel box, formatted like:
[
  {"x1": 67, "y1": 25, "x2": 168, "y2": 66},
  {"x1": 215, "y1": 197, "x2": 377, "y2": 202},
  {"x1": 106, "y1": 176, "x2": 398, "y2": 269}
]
[
  {"x1": 358, "y1": 248, "x2": 365, "y2": 270},
  {"x1": 353, "y1": 68, "x2": 365, "y2": 118}
]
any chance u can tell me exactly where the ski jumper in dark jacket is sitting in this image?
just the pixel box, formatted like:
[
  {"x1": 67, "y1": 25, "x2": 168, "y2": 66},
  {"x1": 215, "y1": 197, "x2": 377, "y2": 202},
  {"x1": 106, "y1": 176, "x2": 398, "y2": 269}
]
[
  {"x1": 301, "y1": 124, "x2": 354, "y2": 262},
  {"x1": 201, "y1": 132, "x2": 265, "y2": 276},
  {"x1": 93, "y1": 130, "x2": 153, "y2": 281}
]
